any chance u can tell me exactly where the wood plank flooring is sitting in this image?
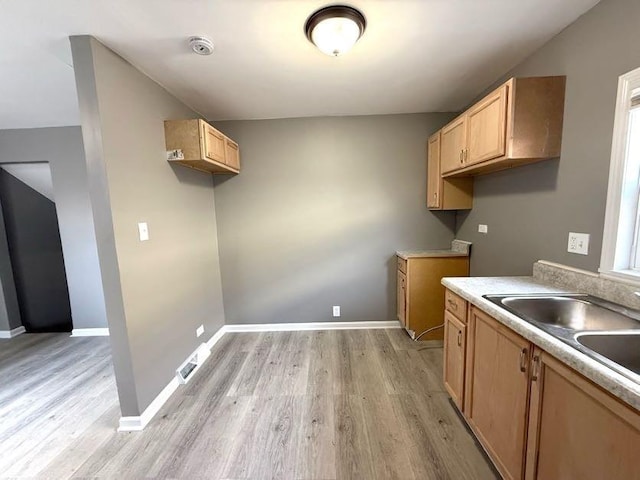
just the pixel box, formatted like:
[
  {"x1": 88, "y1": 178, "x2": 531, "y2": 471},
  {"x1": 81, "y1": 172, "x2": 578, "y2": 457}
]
[
  {"x1": 0, "y1": 333, "x2": 118, "y2": 478},
  {"x1": 0, "y1": 329, "x2": 497, "y2": 479}
]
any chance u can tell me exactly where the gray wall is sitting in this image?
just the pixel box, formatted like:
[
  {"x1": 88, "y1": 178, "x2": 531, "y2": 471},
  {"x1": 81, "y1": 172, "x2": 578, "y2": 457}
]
[
  {"x1": 0, "y1": 170, "x2": 72, "y2": 332},
  {"x1": 71, "y1": 36, "x2": 226, "y2": 416},
  {"x1": 0, "y1": 127, "x2": 107, "y2": 329},
  {"x1": 0, "y1": 197, "x2": 20, "y2": 331},
  {"x1": 213, "y1": 114, "x2": 457, "y2": 325},
  {"x1": 456, "y1": 0, "x2": 640, "y2": 276}
]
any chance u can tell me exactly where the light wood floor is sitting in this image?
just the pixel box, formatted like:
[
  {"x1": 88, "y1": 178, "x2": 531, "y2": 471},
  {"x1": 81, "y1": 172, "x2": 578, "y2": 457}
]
[{"x1": 1, "y1": 329, "x2": 497, "y2": 479}]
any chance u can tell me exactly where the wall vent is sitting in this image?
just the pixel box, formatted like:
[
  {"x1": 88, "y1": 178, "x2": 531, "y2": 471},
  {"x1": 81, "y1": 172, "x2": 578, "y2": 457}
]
[{"x1": 176, "y1": 343, "x2": 211, "y2": 384}]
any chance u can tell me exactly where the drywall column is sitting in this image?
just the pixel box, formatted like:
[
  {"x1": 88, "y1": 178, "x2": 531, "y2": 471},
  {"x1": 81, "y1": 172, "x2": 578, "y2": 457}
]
[
  {"x1": 71, "y1": 35, "x2": 226, "y2": 418},
  {"x1": 0, "y1": 128, "x2": 108, "y2": 330}
]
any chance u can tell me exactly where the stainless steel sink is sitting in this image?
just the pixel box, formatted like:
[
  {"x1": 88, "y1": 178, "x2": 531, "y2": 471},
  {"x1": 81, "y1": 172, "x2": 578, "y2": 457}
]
[
  {"x1": 497, "y1": 295, "x2": 640, "y2": 331},
  {"x1": 484, "y1": 294, "x2": 640, "y2": 383},
  {"x1": 576, "y1": 332, "x2": 640, "y2": 377}
]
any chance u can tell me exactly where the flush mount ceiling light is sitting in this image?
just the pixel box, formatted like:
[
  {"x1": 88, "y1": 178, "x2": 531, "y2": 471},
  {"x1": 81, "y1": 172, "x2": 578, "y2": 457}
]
[{"x1": 304, "y1": 5, "x2": 366, "y2": 57}]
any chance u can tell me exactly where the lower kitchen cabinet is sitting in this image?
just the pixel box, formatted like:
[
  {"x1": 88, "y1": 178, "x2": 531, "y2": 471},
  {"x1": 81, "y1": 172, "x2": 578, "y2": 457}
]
[
  {"x1": 443, "y1": 311, "x2": 466, "y2": 409},
  {"x1": 465, "y1": 307, "x2": 531, "y2": 480},
  {"x1": 525, "y1": 348, "x2": 640, "y2": 480},
  {"x1": 442, "y1": 292, "x2": 640, "y2": 480},
  {"x1": 397, "y1": 269, "x2": 407, "y2": 328},
  {"x1": 396, "y1": 255, "x2": 469, "y2": 340}
]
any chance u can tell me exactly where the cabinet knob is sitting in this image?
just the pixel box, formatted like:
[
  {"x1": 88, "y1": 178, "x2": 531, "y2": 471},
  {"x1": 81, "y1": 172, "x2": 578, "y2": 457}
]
[{"x1": 519, "y1": 348, "x2": 528, "y2": 373}]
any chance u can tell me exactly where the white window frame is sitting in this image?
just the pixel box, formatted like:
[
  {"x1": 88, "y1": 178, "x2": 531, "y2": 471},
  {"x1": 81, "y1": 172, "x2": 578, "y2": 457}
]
[{"x1": 599, "y1": 66, "x2": 640, "y2": 285}]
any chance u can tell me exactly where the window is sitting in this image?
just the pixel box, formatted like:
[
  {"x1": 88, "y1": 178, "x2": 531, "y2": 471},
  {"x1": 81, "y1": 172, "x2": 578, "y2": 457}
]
[{"x1": 600, "y1": 67, "x2": 640, "y2": 283}]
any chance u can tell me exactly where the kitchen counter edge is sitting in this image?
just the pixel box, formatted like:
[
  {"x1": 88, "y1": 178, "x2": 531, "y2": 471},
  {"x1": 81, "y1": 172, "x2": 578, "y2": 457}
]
[{"x1": 442, "y1": 275, "x2": 640, "y2": 411}]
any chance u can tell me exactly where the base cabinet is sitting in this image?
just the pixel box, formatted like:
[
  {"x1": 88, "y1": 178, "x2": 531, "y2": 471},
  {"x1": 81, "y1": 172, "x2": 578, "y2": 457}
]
[
  {"x1": 466, "y1": 308, "x2": 531, "y2": 480},
  {"x1": 443, "y1": 295, "x2": 640, "y2": 480},
  {"x1": 525, "y1": 349, "x2": 640, "y2": 480},
  {"x1": 396, "y1": 256, "x2": 469, "y2": 341},
  {"x1": 397, "y1": 270, "x2": 407, "y2": 328},
  {"x1": 443, "y1": 311, "x2": 466, "y2": 409}
]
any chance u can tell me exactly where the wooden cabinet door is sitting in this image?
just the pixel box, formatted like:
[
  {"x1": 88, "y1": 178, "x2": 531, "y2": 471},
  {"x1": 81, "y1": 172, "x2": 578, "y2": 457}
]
[
  {"x1": 525, "y1": 349, "x2": 640, "y2": 480},
  {"x1": 427, "y1": 132, "x2": 441, "y2": 208},
  {"x1": 440, "y1": 116, "x2": 467, "y2": 174},
  {"x1": 397, "y1": 270, "x2": 406, "y2": 327},
  {"x1": 466, "y1": 308, "x2": 531, "y2": 480},
  {"x1": 466, "y1": 84, "x2": 508, "y2": 166},
  {"x1": 443, "y1": 311, "x2": 466, "y2": 410},
  {"x1": 224, "y1": 138, "x2": 240, "y2": 170},
  {"x1": 202, "y1": 122, "x2": 226, "y2": 164}
]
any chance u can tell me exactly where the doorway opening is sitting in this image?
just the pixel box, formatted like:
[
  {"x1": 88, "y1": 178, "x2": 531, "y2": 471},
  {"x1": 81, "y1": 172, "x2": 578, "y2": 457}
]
[{"x1": 0, "y1": 162, "x2": 72, "y2": 332}]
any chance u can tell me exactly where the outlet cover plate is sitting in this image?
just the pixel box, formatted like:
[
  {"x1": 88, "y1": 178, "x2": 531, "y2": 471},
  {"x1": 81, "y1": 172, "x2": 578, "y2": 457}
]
[
  {"x1": 332, "y1": 306, "x2": 340, "y2": 317},
  {"x1": 196, "y1": 325, "x2": 204, "y2": 337},
  {"x1": 568, "y1": 232, "x2": 590, "y2": 255}
]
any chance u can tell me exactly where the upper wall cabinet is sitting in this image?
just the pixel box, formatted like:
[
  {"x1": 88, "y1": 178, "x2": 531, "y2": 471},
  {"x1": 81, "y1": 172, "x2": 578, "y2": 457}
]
[
  {"x1": 427, "y1": 131, "x2": 473, "y2": 210},
  {"x1": 164, "y1": 119, "x2": 240, "y2": 175},
  {"x1": 440, "y1": 76, "x2": 566, "y2": 177}
]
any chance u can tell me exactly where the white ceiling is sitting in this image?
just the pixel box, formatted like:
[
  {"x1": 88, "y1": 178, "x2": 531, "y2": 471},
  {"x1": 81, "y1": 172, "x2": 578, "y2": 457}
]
[{"x1": 0, "y1": 0, "x2": 600, "y2": 129}]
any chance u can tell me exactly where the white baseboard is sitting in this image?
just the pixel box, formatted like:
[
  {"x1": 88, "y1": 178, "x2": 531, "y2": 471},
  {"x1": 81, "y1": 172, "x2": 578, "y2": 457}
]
[
  {"x1": 71, "y1": 328, "x2": 110, "y2": 337},
  {"x1": 117, "y1": 320, "x2": 399, "y2": 431},
  {"x1": 118, "y1": 376, "x2": 179, "y2": 432},
  {"x1": 0, "y1": 326, "x2": 26, "y2": 339},
  {"x1": 118, "y1": 327, "x2": 222, "y2": 432},
  {"x1": 222, "y1": 320, "x2": 401, "y2": 333}
]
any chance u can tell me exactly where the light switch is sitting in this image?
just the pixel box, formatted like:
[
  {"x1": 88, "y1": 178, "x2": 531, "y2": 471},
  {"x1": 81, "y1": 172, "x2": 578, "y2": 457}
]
[
  {"x1": 478, "y1": 224, "x2": 488, "y2": 234},
  {"x1": 138, "y1": 222, "x2": 149, "y2": 242}
]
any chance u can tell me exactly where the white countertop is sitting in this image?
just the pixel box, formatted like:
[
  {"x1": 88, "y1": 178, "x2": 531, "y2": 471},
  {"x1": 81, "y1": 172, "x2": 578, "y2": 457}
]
[{"x1": 442, "y1": 276, "x2": 640, "y2": 410}]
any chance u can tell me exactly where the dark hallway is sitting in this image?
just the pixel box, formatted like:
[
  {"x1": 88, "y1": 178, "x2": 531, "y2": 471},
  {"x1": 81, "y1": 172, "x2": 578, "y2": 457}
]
[{"x1": 0, "y1": 167, "x2": 72, "y2": 332}]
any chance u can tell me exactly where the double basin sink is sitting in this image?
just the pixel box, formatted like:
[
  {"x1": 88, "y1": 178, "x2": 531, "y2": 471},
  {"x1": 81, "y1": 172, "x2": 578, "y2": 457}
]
[{"x1": 485, "y1": 294, "x2": 640, "y2": 383}]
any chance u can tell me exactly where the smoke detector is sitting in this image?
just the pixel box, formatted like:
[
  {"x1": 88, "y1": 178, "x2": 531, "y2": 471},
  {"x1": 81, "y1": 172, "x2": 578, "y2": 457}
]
[{"x1": 189, "y1": 36, "x2": 214, "y2": 55}]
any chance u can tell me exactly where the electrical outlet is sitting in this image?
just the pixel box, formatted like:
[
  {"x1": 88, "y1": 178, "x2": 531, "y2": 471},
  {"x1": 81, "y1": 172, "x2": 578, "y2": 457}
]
[
  {"x1": 478, "y1": 224, "x2": 488, "y2": 234},
  {"x1": 196, "y1": 325, "x2": 204, "y2": 337},
  {"x1": 332, "y1": 306, "x2": 340, "y2": 317},
  {"x1": 568, "y1": 232, "x2": 590, "y2": 255}
]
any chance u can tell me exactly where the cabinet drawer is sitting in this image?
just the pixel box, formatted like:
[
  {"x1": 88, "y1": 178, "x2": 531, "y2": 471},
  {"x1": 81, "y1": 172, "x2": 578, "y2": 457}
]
[
  {"x1": 445, "y1": 289, "x2": 467, "y2": 323},
  {"x1": 397, "y1": 256, "x2": 407, "y2": 274}
]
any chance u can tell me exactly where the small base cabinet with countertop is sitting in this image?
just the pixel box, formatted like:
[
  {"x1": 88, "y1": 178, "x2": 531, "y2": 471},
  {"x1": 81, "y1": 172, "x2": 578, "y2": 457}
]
[
  {"x1": 396, "y1": 242, "x2": 470, "y2": 341},
  {"x1": 164, "y1": 119, "x2": 240, "y2": 175},
  {"x1": 442, "y1": 284, "x2": 640, "y2": 480}
]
